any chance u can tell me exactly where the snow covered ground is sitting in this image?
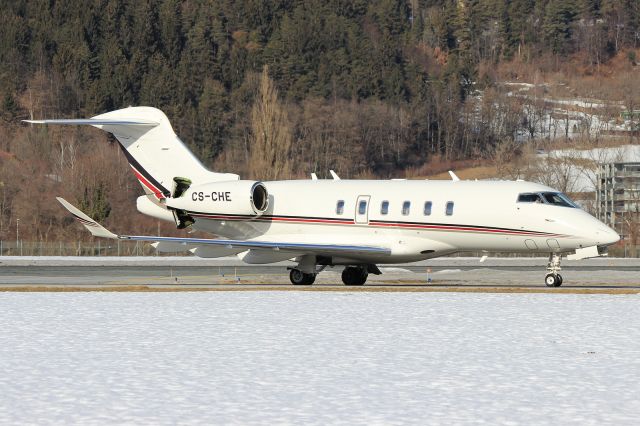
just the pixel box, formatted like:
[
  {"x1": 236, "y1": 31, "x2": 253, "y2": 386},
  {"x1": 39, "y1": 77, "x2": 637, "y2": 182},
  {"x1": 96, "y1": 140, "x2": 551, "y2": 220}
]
[
  {"x1": 501, "y1": 82, "x2": 631, "y2": 143},
  {"x1": 0, "y1": 293, "x2": 639, "y2": 425},
  {"x1": 538, "y1": 144, "x2": 640, "y2": 194}
]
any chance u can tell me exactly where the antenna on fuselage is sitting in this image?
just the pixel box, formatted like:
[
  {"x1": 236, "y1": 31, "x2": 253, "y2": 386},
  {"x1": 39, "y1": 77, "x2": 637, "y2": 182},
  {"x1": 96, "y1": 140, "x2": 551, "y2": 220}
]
[
  {"x1": 329, "y1": 170, "x2": 341, "y2": 180},
  {"x1": 448, "y1": 170, "x2": 460, "y2": 181},
  {"x1": 310, "y1": 173, "x2": 318, "y2": 180}
]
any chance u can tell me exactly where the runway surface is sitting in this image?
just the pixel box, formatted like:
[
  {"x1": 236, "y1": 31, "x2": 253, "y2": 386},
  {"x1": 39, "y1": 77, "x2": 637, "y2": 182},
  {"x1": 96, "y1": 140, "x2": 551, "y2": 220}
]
[{"x1": 0, "y1": 256, "x2": 638, "y2": 292}]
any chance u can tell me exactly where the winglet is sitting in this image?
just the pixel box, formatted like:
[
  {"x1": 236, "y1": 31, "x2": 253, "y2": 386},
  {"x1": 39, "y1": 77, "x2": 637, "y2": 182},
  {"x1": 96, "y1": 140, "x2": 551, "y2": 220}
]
[
  {"x1": 448, "y1": 170, "x2": 460, "y2": 181},
  {"x1": 56, "y1": 197, "x2": 118, "y2": 239},
  {"x1": 329, "y1": 170, "x2": 341, "y2": 180}
]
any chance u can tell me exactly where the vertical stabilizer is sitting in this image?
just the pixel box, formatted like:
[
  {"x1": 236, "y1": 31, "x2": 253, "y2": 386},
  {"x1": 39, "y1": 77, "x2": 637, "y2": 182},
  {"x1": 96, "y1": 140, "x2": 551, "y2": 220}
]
[
  {"x1": 91, "y1": 107, "x2": 238, "y2": 199},
  {"x1": 25, "y1": 107, "x2": 239, "y2": 201}
]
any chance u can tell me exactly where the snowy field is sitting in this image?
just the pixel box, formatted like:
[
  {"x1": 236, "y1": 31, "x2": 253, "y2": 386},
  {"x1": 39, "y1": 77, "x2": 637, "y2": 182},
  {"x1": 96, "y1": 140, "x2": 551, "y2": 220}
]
[{"x1": 0, "y1": 293, "x2": 639, "y2": 425}]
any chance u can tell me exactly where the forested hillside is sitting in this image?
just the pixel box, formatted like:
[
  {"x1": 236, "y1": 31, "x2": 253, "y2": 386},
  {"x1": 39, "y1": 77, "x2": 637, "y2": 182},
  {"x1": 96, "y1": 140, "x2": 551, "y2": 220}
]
[{"x1": 0, "y1": 0, "x2": 639, "y2": 242}]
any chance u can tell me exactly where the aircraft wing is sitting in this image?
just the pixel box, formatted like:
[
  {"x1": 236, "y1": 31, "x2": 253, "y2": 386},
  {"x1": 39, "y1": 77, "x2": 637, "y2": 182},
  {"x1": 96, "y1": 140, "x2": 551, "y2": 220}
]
[{"x1": 57, "y1": 197, "x2": 391, "y2": 257}]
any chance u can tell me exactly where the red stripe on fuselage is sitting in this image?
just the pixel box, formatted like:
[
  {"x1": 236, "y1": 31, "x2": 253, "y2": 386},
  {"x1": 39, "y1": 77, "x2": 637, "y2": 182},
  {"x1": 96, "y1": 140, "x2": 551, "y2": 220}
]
[
  {"x1": 190, "y1": 213, "x2": 355, "y2": 226},
  {"x1": 369, "y1": 221, "x2": 559, "y2": 236},
  {"x1": 130, "y1": 165, "x2": 166, "y2": 199},
  {"x1": 187, "y1": 213, "x2": 564, "y2": 237}
]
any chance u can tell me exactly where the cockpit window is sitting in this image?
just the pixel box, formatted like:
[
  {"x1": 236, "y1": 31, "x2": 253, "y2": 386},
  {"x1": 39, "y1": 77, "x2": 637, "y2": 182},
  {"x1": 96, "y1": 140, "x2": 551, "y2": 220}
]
[
  {"x1": 517, "y1": 192, "x2": 578, "y2": 208},
  {"x1": 541, "y1": 192, "x2": 578, "y2": 208},
  {"x1": 517, "y1": 193, "x2": 543, "y2": 203}
]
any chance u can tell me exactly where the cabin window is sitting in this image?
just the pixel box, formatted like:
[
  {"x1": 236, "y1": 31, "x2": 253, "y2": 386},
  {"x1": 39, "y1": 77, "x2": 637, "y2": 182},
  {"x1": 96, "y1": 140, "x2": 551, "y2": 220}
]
[
  {"x1": 381, "y1": 200, "x2": 389, "y2": 215},
  {"x1": 358, "y1": 200, "x2": 367, "y2": 215},
  {"x1": 402, "y1": 201, "x2": 411, "y2": 216},
  {"x1": 336, "y1": 200, "x2": 345, "y2": 215},
  {"x1": 445, "y1": 201, "x2": 454, "y2": 216},
  {"x1": 423, "y1": 201, "x2": 432, "y2": 216}
]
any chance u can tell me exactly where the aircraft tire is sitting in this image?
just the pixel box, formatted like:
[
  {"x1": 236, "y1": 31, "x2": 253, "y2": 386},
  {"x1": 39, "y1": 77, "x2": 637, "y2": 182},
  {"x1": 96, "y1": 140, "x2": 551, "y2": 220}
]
[
  {"x1": 555, "y1": 274, "x2": 563, "y2": 287},
  {"x1": 545, "y1": 273, "x2": 561, "y2": 287},
  {"x1": 342, "y1": 267, "x2": 368, "y2": 286},
  {"x1": 290, "y1": 269, "x2": 315, "y2": 285}
]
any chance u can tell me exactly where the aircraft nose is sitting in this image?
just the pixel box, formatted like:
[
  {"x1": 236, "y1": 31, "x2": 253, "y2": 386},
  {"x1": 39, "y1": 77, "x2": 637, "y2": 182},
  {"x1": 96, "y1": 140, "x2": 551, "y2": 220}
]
[
  {"x1": 595, "y1": 224, "x2": 620, "y2": 246},
  {"x1": 603, "y1": 226, "x2": 620, "y2": 245}
]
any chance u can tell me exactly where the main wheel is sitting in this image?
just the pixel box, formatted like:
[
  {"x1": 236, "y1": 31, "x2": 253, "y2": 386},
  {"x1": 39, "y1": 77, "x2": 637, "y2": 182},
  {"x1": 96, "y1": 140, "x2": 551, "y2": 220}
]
[
  {"x1": 545, "y1": 273, "x2": 561, "y2": 287},
  {"x1": 341, "y1": 267, "x2": 368, "y2": 286},
  {"x1": 290, "y1": 269, "x2": 316, "y2": 285}
]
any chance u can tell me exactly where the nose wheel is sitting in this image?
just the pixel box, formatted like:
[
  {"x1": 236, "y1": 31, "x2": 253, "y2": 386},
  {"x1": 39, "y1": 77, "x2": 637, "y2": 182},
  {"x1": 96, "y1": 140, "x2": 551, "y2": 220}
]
[
  {"x1": 545, "y1": 254, "x2": 563, "y2": 287},
  {"x1": 545, "y1": 273, "x2": 563, "y2": 287}
]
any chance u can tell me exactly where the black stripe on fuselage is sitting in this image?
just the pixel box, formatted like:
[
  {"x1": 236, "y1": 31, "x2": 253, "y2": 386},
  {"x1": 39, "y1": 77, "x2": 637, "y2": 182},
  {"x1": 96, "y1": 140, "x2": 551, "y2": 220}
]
[
  {"x1": 115, "y1": 143, "x2": 171, "y2": 197},
  {"x1": 185, "y1": 211, "x2": 560, "y2": 236},
  {"x1": 368, "y1": 219, "x2": 557, "y2": 235}
]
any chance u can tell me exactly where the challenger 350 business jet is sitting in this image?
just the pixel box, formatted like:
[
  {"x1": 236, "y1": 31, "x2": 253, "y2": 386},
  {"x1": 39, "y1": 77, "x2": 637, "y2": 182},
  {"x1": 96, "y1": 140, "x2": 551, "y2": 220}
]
[{"x1": 26, "y1": 107, "x2": 620, "y2": 287}]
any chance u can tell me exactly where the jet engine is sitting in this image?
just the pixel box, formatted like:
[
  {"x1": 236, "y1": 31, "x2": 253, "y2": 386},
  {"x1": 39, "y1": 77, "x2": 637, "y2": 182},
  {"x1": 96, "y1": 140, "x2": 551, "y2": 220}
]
[{"x1": 165, "y1": 180, "x2": 269, "y2": 227}]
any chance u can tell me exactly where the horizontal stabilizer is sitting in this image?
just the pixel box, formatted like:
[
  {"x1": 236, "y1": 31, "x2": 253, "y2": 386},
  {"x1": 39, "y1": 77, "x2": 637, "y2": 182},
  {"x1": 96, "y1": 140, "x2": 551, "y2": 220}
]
[
  {"x1": 56, "y1": 197, "x2": 118, "y2": 239},
  {"x1": 23, "y1": 119, "x2": 158, "y2": 126}
]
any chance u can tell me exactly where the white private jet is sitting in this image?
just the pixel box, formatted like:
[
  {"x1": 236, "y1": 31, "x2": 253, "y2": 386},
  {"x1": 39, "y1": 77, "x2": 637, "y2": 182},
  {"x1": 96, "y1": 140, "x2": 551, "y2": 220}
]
[{"x1": 26, "y1": 107, "x2": 620, "y2": 287}]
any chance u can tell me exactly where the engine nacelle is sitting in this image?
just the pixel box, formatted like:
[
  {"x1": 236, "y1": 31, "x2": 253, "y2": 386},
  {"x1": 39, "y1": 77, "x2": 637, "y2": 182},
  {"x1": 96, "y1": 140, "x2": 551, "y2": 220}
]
[
  {"x1": 137, "y1": 196, "x2": 175, "y2": 222},
  {"x1": 165, "y1": 180, "x2": 269, "y2": 216}
]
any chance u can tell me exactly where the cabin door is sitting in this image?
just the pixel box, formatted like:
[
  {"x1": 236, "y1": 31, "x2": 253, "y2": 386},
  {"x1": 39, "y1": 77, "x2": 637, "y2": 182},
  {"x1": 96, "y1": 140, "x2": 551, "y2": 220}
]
[{"x1": 355, "y1": 195, "x2": 371, "y2": 224}]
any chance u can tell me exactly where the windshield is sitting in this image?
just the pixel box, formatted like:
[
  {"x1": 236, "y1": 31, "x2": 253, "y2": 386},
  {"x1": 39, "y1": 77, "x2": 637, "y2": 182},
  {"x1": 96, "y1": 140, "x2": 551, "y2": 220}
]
[
  {"x1": 517, "y1": 193, "x2": 544, "y2": 203},
  {"x1": 517, "y1": 192, "x2": 579, "y2": 208},
  {"x1": 541, "y1": 192, "x2": 578, "y2": 207}
]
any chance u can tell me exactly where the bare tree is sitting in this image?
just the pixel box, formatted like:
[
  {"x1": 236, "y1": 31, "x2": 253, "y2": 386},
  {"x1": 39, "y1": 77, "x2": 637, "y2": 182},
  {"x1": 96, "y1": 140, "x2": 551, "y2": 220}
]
[
  {"x1": 622, "y1": 210, "x2": 640, "y2": 258},
  {"x1": 494, "y1": 140, "x2": 540, "y2": 182},
  {"x1": 621, "y1": 71, "x2": 640, "y2": 143},
  {"x1": 248, "y1": 66, "x2": 292, "y2": 180}
]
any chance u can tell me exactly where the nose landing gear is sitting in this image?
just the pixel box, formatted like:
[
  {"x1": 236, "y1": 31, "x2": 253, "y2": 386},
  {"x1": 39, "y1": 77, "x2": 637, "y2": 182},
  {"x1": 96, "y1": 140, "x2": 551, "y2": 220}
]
[
  {"x1": 545, "y1": 273, "x2": 563, "y2": 287},
  {"x1": 545, "y1": 253, "x2": 563, "y2": 287}
]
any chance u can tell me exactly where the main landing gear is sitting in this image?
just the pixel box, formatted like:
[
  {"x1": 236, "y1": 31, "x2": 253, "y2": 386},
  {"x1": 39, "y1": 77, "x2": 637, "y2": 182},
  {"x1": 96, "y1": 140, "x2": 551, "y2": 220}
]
[
  {"x1": 288, "y1": 266, "x2": 368, "y2": 286},
  {"x1": 288, "y1": 263, "x2": 380, "y2": 286},
  {"x1": 545, "y1": 253, "x2": 563, "y2": 287},
  {"x1": 341, "y1": 266, "x2": 368, "y2": 286},
  {"x1": 289, "y1": 269, "x2": 316, "y2": 285}
]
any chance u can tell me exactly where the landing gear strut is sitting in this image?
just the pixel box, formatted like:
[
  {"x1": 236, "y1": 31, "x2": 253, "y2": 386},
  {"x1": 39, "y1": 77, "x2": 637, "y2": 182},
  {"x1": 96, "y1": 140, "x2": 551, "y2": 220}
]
[
  {"x1": 341, "y1": 266, "x2": 368, "y2": 286},
  {"x1": 289, "y1": 269, "x2": 316, "y2": 285},
  {"x1": 545, "y1": 253, "x2": 563, "y2": 287}
]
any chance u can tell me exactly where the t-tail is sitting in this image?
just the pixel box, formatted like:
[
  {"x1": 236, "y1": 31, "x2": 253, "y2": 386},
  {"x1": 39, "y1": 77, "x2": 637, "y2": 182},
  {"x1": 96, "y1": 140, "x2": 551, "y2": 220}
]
[{"x1": 24, "y1": 107, "x2": 239, "y2": 201}]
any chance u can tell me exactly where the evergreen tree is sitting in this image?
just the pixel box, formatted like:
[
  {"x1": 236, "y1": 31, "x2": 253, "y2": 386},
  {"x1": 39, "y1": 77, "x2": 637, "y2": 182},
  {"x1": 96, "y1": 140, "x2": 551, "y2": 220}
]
[
  {"x1": 543, "y1": 0, "x2": 578, "y2": 54},
  {"x1": 158, "y1": 0, "x2": 183, "y2": 66},
  {"x1": 78, "y1": 183, "x2": 111, "y2": 223}
]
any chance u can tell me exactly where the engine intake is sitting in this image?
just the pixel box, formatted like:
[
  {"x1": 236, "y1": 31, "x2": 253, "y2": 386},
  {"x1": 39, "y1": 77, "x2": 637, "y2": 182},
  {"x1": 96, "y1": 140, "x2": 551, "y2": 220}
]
[{"x1": 251, "y1": 182, "x2": 268, "y2": 212}]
